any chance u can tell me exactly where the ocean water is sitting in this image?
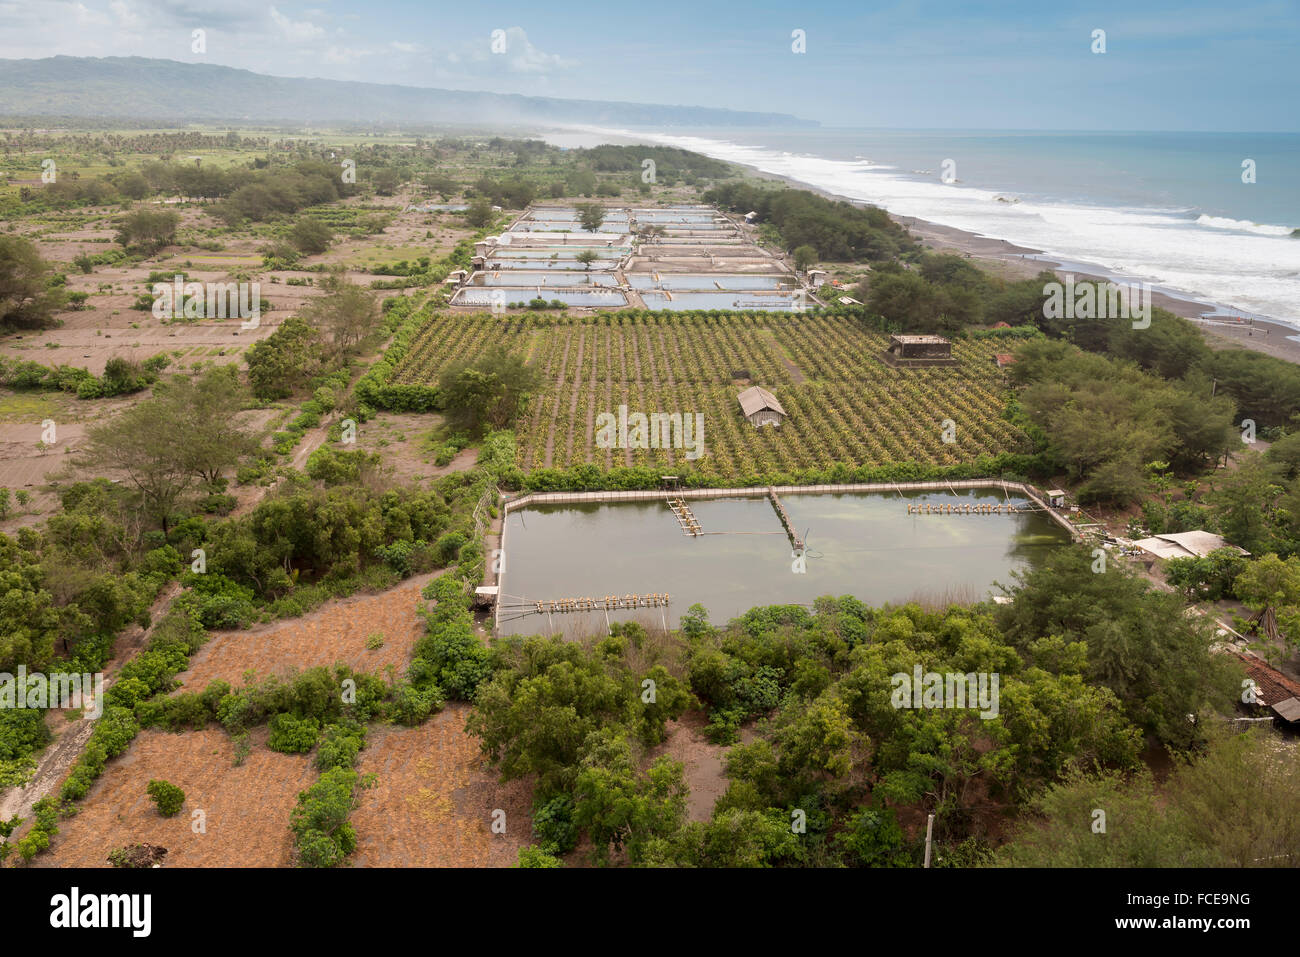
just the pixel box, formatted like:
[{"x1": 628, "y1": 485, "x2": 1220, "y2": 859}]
[{"x1": 557, "y1": 127, "x2": 1300, "y2": 327}]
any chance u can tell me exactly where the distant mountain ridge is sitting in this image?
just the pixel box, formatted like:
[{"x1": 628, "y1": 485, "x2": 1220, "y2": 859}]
[{"x1": 0, "y1": 56, "x2": 817, "y2": 128}]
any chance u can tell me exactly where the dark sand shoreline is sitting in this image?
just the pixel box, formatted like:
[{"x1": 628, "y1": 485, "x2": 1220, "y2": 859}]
[
  {"x1": 535, "y1": 126, "x2": 1300, "y2": 365},
  {"x1": 744, "y1": 166, "x2": 1300, "y2": 365}
]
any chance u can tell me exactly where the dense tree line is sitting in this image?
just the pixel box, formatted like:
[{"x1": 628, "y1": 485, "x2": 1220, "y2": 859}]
[{"x1": 705, "y1": 181, "x2": 916, "y2": 262}]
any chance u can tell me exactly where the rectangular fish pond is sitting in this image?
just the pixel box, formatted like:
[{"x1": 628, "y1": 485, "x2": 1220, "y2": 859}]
[
  {"x1": 481, "y1": 257, "x2": 618, "y2": 271},
  {"x1": 469, "y1": 270, "x2": 620, "y2": 287},
  {"x1": 451, "y1": 287, "x2": 629, "y2": 308},
  {"x1": 628, "y1": 273, "x2": 795, "y2": 291},
  {"x1": 486, "y1": 247, "x2": 628, "y2": 260},
  {"x1": 640, "y1": 291, "x2": 809, "y2": 311},
  {"x1": 496, "y1": 488, "x2": 1071, "y2": 636}
]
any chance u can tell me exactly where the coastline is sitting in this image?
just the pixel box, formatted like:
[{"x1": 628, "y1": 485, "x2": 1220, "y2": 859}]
[
  {"x1": 536, "y1": 125, "x2": 1300, "y2": 365},
  {"x1": 742, "y1": 165, "x2": 1300, "y2": 366}
]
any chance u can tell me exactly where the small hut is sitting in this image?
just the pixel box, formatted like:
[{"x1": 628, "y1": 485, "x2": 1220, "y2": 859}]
[
  {"x1": 883, "y1": 334, "x2": 957, "y2": 367},
  {"x1": 738, "y1": 386, "x2": 786, "y2": 427}
]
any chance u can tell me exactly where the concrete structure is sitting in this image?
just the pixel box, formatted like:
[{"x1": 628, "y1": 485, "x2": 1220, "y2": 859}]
[
  {"x1": 883, "y1": 334, "x2": 957, "y2": 367},
  {"x1": 738, "y1": 386, "x2": 786, "y2": 427},
  {"x1": 1130, "y1": 530, "x2": 1250, "y2": 561}
]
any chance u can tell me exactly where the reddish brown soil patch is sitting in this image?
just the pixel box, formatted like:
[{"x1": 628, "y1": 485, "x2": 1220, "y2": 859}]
[
  {"x1": 176, "y1": 575, "x2": 432, "y2": 691},
  {"x1": 39, "y1": 728, "x2": 315, "y2": 868},
  {"x1": 350, "y1": 705, "x2": 533, "y2": 867}
]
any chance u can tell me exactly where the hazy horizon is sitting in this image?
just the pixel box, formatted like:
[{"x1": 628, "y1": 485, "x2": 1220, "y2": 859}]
[{"x1": 0, "y1": 1, "x2": 1295, "y2": 131}]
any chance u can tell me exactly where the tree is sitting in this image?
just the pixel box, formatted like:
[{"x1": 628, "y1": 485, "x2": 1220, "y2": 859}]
[
  {"x1": 300, "y1": 270, "x2": 378, "y2": 358},
  {"x1": 999, "y1": 727, "x2": 1300, "y2": 867},
  {"x1": 372, "y1": 168, "x2": 400, "y2": 196},
  {"x1": 575, "y1": 202, "x2": 606, "y2": 233},
  {"x1": 438, "y1": 345, "x2": 541, "y2": 436},
  {"x1": 0, "y1": 236, "x2": 66, "y2": 331},
  {"x1": 244, "y1": 315, "x2": 325, "y2": 400},
  {"x1": 421, "y1": 174, "x2": 457, "y2": 200},
  {"x1": 575, "y1": 250, "x2": 599, "y2": 270},
  {"x1": 793, "y1": 245, "x2": 818, "y2": 271},
  {"x1": 115, "y1": 208, "x2": 179, "y2": 253},
  {"x1": 154, "y1": 366, "x2": 257, "y2": 484},
  {"x1": 290, "y1": 766, "x2": 361, "y2": 867},
  {"x1": 465, "y1": 199, "x2": 494, "y2": 228},
  {"x1": 289, "y1": 217, "x2": 333, "y2": 255},
  {"x1": 572, "y1": 728, "x2": 688, "y2": 864},
  {"x1": 1233, "y1": 554, "x2": 1300, "y2": 650},
  {"x1": 1207, "y1": 453, "x2": 1283, "y2": 556},
  {"x1": 996, "y1": 547, "x2": 1238, "y2": 748},
  {"x1": 77, "y1": 401, "x2": 195, "y2": 537},
  {"x1": 77, "y1": 370, "x2": 258, "y2": 533}
]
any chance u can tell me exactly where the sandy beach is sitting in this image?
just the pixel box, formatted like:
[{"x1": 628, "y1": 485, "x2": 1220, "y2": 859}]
[{"x1": 744, "y1": 166, "x2": 1300, "y2": 367}]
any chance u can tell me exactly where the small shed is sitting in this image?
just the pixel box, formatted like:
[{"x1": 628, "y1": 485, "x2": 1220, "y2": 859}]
[
  {"x1": 738, "y1": 386, "x2": 786, "y2": 427},
  {"x1": 1045, "y1": 489, "x2": 1066, "y2": 508},
  {"x1": 994, "y1": 353, "x2": 1016, "y2": 368},
  {"x1": 1131, "y1": 530, "x2": 1250, "y2": 563},
  {"x1": 806, "y1": 268, "x2": 828, "y2": 288},
  {"x1": 883, "y1": 334, "x2": 956, "y2": 367}
]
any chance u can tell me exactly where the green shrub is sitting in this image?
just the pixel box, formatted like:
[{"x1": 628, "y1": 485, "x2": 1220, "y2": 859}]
[
  {"x1": 267, "y1": 713, "x2": 321, "y2": 754},
  {"x1": 532, "y1": 794, "x2": 578, "y2": 855},
  {"x1": 146, "y1": 779, "x2": 186, "y2": 817}
]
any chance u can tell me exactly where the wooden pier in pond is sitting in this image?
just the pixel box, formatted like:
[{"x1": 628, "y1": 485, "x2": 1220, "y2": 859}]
[
  {"x1": 667, "y1": 496, "x2": 702, "y2": 535},
  {"x1": 523, "y1": 593, "x2": 671, "y2": 614},
  {"x1": 661, "y1": 475, "x2": 701, "y2": 536},
  {"x1": 768, "y1": 486, "x2": 803, "y2": 551},
  {"x1": 907, "y1": 502, "x2": 1022, "y2": 515}
]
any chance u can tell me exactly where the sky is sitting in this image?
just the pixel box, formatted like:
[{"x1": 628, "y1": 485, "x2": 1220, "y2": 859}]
[{"x1": 0, "y1": 0, "x2": 1296, "y2": 129}]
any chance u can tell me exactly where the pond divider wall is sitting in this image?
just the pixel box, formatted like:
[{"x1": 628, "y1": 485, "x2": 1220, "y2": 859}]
[{"x1": 493, "y1": 479, "x2": 1080, "y2": 634}]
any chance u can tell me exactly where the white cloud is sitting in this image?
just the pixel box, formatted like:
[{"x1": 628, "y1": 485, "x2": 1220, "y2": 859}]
[
  {"x1": 323, "y1": 45, "x2": 368, "y2": 64},
  {"x1": 269, "y1": 5, "x2": 324, "y2": 43},
  {"x1": 451, "y1": 26, "x2": 576, "y2": 75}
]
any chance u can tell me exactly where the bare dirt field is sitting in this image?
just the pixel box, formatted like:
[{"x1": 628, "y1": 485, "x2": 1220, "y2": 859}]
[
  {"x1": 647, "y1": 710, "x2": 731, "y2": 822},
  {"x1": 350, "y1": 704, "x2": 533, "y2": 867},
  {"x1": 351, "y1": 410, "x2": 479, "y2": 487},
  {"x1": 174, "y1": 573, "x2": 436, "y2": 691},
  {"x1": 38, "y1": 727, "x2": 315, "y2": 868}
]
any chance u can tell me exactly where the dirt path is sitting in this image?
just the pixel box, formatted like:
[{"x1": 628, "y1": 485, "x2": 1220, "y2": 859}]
[
  {"x1": 0, "y1": 347, "x2": 383, "y2": 826},
  {"x1": 542, "y1": 328, "x2": 573, "y2": 469},
  {"x1": 645, "y1": 327, "x2": 673, "y2": 466},
  {"x1": 603, "y1": 327, "x2": 614, "y2": 469},
  {"x1": 563, "y1": 327, "x2": 585, "y2": 465},
  {"x1": 0, "y1": 581, "x2": 182, "y2": 824}
]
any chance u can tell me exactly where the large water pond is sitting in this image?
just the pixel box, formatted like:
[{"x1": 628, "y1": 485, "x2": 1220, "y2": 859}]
[
  {"x1": 640, "y1": 291, "x2": 806, "y2": 311},
  {"x1": 452, "y1": 287, "x2": 628, "y2": 307},
  {"x1": 469, "y1": 270, "x2": 619, "y2": 287},
  {"x1": 497, "y1": 489, "x2": 1070, "y2": 636},
  {"x1": 628, "y1": 273, "x2": 793, "y2": 291},
  {"x1": 482, "y1": 258, "x2": 618, "y2": 271}
]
